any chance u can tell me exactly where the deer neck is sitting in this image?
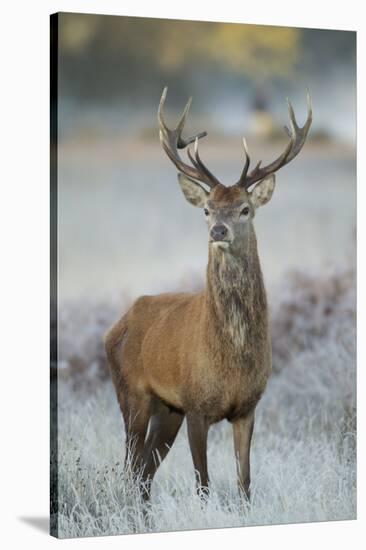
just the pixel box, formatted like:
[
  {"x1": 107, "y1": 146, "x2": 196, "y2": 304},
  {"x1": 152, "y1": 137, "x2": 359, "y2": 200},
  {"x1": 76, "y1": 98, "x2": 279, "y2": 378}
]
[{"x1": 205, "y1": 224, "x2": 268, "y2": 351}]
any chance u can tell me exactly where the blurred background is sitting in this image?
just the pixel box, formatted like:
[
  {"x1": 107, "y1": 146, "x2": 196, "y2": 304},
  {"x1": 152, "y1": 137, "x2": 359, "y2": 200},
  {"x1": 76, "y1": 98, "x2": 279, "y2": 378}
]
[
  {"x1": 53, "y1": 14, "x2": 356, "y2": 536},
  {"x1": 56, "y1": 13, "x2": 356, "y2": 305}
]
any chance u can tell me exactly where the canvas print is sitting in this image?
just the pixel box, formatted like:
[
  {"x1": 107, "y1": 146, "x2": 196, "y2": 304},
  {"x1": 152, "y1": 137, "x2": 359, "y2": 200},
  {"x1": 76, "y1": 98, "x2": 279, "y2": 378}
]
[{"x1": 50, "y1": 12, "x2": 356, "y2": 538}]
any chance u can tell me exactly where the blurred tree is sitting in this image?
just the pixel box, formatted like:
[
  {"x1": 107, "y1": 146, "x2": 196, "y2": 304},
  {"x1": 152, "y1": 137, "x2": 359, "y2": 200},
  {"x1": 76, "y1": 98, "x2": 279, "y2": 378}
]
[
  {"x1": 59, "y1": 15, "x2": 298, "y2": 77},
  {"x1": 57, "y1": 13, "x2": 354, "y2": 104},
  {"x1": 156, "y1": 23, "x2": 299, "y2": 79}
]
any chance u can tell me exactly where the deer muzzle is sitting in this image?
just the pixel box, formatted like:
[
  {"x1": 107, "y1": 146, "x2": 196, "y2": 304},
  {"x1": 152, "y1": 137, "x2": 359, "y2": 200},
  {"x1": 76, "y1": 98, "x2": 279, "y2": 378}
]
[{"x1": 210, "y1": 224, "x2": 229, "y2": 242}]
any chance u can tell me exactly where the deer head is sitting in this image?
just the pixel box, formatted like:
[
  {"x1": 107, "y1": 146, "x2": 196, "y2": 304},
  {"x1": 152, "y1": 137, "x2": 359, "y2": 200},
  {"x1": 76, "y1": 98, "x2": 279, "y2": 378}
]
[{"x1": 158, "y1": 87, "x2": 312, "y2": 254}]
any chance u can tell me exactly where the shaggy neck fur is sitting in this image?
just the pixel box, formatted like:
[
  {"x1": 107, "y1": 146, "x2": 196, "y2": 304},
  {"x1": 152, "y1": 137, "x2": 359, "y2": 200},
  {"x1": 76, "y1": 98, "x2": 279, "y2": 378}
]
[{"x1": 205, "y1": 224, "x2": 268, "y2": 356}]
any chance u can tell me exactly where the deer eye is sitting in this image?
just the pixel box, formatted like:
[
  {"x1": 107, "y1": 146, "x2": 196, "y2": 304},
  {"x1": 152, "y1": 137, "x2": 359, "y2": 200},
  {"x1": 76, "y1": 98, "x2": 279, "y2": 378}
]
[
  {"x1": 241, "y1": 206, "x2": 250, "y2": 216},
  {"x1": 204, "y1": 208, "x2": 209, "y2": 216}
]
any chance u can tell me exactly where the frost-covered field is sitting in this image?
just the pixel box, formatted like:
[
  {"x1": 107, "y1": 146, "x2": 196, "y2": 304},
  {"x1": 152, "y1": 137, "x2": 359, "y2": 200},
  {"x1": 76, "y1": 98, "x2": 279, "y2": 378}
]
[
  {"x1": 54, "y1": 139, "x2": 356, "y2": 537},
  {"x1": 54, "y1": 265, "x2": 356, "y2": 538}
]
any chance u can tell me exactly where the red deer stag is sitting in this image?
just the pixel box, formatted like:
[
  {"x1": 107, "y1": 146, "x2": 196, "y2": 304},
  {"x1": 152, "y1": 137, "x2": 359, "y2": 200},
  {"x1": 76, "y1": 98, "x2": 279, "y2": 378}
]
[{"x1": 105, "y1": 87, "x2": 312, "y2": 500}]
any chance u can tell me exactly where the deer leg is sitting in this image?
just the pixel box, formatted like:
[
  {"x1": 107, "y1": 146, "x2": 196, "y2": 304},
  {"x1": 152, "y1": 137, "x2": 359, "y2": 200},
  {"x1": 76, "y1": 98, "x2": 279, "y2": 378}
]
[
  {"x1": 186, "y1": 414, "x2": 210, "y2": 497},
  {"x1": 139, "y1": 404, "x2": 184, "y2": 500},
  {"x1": 121, "y1": 392, "x2": 152, "y2": 479},
  {"x1": 232, "y1": 410, "x2": 255, "y2": 500}
]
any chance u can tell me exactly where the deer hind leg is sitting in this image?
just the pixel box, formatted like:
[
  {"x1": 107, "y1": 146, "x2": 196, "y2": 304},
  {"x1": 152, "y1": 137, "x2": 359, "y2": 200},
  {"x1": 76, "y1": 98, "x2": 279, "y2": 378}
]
[
  {"x1": 186, "y1": 414, "x2": 210, "y2": 497},
  {"x1": 139, "y1": 402, "x2": 184, "y2": 500},
  {"x1": 104, "y1": 318, "x2": 147, "y2": 473},
  {"x1": 121, "y1": 391, "x2": 152, "y2": 481},
  {"x1": 232, "y1": 410, "x2": 255, "y2": 500}
]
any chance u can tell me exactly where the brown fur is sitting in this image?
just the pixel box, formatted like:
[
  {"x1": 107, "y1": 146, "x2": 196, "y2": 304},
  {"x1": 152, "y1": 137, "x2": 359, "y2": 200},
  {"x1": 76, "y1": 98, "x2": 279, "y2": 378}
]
[
  {"x1": 210, "y1": 184, "x2": 243, "y2": 204},
  {"x1": 114, "y1": 86, "x2": 312, "y2": 499},
  {"x1": 104, "y1": 185, "x2": 272, "y2": 498}
]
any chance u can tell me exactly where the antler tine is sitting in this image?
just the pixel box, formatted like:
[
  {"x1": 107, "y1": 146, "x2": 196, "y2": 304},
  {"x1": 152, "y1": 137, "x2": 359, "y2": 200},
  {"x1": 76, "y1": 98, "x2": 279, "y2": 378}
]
[
  {"x1": 238, "y1": 90, "x2": 312, "y2": 189},
  {"x1": 176, "y1": 96, "x2": 207, "y2": 147},
  {"x1": 159, "y1": 137, "x2": 204, "y2": 185},
  {"x1": 176, "y1": 95, "x2": 192, "y2": 132},
  {"x1": 286, "y1": 97, "x2": 299, "y2": 132},
  {"x1": 187, "y1": 138, "x2": 221, "y2": 187},
  {"x1": 237, "y1": 138, "x2": 251, "y2": 187},
  {"x1": 158, "y1": 86, "x2": 169, "y2": 134},
  {"x1": 284, "y1": 89, "x2": 312, "y2": 161},
  {"x1": 158, "y1": 87, "x2": 220, "y2": 188},
  {"x1": 242, "y1": 137, "x2": 295, "y2": 189}
]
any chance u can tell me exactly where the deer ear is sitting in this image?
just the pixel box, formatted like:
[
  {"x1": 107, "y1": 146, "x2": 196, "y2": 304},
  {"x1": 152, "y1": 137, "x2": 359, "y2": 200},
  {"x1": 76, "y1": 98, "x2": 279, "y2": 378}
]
[
  {"x1": 177, "y1": 173, "x2": 209, "y2": 207},
  {"x1": 250, "y1": 174, "x2": 276, "y2": 208}
]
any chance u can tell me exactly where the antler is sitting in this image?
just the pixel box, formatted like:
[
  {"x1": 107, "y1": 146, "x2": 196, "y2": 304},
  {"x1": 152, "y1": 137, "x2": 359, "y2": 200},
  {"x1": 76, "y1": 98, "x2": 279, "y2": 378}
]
[
  {"x1": 237, "y1": 90, "x2": 312, "y2": 189},
  {"x1": 158, "y1": 87, "x2": 221, "y2": 188}
]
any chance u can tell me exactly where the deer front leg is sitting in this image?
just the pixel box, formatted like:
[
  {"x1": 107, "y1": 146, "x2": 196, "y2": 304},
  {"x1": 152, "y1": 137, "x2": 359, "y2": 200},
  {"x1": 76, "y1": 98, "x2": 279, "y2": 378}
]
[
  {"x1": 232, "y1": 410, "x2": 255, "y2": 500},
  {"x1": 186, "y1": 414, "x2": 210, "y2": 497}
]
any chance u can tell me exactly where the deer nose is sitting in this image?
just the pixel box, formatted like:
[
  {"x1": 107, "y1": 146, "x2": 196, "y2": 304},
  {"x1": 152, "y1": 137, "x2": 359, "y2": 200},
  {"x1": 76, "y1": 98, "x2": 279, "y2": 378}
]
[{"x1": 210, "y1": 224, "x2": 228, "y2": 241}]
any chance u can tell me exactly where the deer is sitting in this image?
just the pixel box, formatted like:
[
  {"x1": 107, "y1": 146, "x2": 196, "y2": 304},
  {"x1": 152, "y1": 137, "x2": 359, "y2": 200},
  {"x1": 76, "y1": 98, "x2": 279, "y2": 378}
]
[{"x1": 104, "y1": 87, "x2": 312, "y2": 502}]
